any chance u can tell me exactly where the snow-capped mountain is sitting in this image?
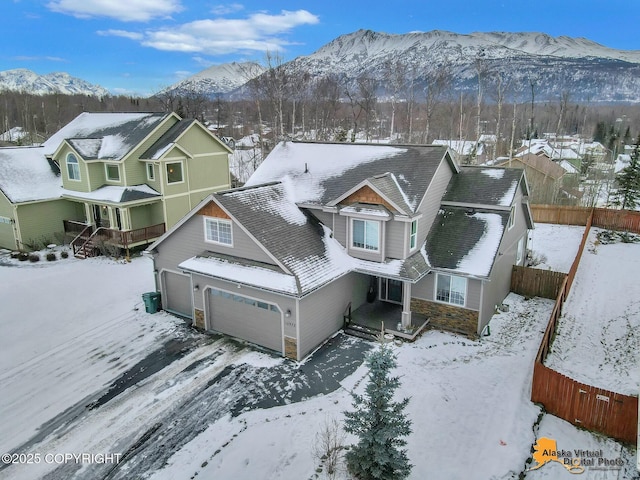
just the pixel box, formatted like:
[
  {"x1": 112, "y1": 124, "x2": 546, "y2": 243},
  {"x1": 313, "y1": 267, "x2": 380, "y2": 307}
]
[
  {"x1": 162, "y1": 62, "x2": 265, "y2": 96},
  {"x1": 283, "y1": 30, "x2": 640, "y2": 102},
  {"x1": 0, "y1": 69, "x2": 109, "y2": 97}
]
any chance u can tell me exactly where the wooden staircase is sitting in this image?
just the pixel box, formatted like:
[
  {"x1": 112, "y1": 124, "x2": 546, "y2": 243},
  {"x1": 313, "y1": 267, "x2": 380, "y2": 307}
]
[{"x1": 343, "y1": 322, "x2": 381, "y2": 341}]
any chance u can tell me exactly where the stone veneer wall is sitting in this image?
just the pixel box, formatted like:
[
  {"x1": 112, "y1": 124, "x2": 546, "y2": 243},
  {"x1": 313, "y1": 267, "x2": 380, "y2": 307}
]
[
  {"x1": 284, "y1": 336, "x2": 297, "y2": 360},
  {"x1": 410, "y1": 298, "x2": 478, "y2": 337},
  {"x1": 194, "y1": 308, "x2": 205, "y2": 329}
]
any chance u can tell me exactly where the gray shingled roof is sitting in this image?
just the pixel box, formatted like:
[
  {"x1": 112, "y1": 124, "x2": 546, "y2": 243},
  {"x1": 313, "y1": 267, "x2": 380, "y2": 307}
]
[
  {"x1": 42, "y1": 112, "x2": 169, "y2": 160},
  {"x1": 442, "y1": 166, "x2": 524, "y2": 207},
  {"x1": 424, "y1": 207, "x2": 510, "y2": 278},
  {"x1": 214, "y1": 182, "x2": 350, "y2": 295},
  {"x1": 140, "y1": 119, "x2": 195, "y2": 160},
  {"x1": 247, "y1": 142, "x2": 452, "y2": 213},
  {"x1": 367, "y1": 173, "x2": 412, "y2": 213}
]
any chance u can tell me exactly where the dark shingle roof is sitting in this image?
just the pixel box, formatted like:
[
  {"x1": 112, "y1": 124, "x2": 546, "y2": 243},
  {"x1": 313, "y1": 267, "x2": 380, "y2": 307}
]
[
  {"x1": 247, "y1": 142, "x2": 452, "y2": 213},
  {"x1": 140, "y1": 119, "x2": 196, "y2": 160},
  {"x1": 43, "y1": 112, "x2": 169, "y2": 160},
  {"x1": 424, "y1": 206, "x2": 510, "y2": 278},
  {"x1": 442, "y1": 166, "x2": 524, "y2": 207},
  {"x1": 214, "y1": 182, "x2": 349, "y2": 295}
]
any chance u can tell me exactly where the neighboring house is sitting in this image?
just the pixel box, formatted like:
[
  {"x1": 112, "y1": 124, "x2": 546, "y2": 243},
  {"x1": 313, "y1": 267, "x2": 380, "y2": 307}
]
[
  {"x1": 146, "y1": 142, "x2": 532, "y2": 361},
  {"x1": 0, "y1": 112, "x2": 232, "y2": 253},
  {"x1": 432, "y1": 139, "x2": 487, "y2": 164},
  {"x1": 497, "y1": 154, "x2": 565, "y2": 204}
]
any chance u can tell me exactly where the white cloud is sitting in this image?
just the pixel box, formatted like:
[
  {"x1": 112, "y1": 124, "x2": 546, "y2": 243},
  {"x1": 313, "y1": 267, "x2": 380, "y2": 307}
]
[
  {"x1": 47, "y1": 0, "x2": 183, "y2": 22},
  {"x1": 97, "y1": 29, "x2": 144, "y2": 40},
  {"x1": 141, "y1": 9, "x2": 319, "y2": 55},
  {"x1": 210, "y1": 3, "x2": 243, "y2": 15}
]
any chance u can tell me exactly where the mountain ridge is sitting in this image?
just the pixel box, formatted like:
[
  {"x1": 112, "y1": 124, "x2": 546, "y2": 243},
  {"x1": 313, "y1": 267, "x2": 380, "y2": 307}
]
[{"x1": 0, "y1": 69, "x2": 109, "y2": 97}]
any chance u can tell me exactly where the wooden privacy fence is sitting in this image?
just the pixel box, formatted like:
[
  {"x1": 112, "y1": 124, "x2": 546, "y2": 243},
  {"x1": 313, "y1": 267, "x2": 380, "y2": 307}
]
[
  {"x1": 510, "y1": 266, "x2": 566, "y2": 300},
  {"x1": 529, "y1": 208, "x2": 638, "y2": 444},
  {"x1": 532, "y1": 204, "x2": 640, "y2": 234}
]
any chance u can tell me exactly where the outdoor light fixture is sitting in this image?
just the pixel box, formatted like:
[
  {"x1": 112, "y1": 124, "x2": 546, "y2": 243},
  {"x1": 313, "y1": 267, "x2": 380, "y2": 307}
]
[
  {"x1": 193, "y1": 284, "x2": 199, "y2": 292},
  {"x1": 285, "y1": 309, "x2": 291, "y2": 317}
]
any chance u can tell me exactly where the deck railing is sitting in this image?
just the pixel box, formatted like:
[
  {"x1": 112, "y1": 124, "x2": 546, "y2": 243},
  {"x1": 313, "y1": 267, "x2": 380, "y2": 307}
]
[{"x1": 64, "y1": 222, "x2": 165, "y2": 256}]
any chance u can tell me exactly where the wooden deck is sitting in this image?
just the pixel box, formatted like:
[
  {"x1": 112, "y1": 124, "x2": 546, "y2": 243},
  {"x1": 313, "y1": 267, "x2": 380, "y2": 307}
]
[{"x1": 345, "y1": 300, "x2": 430, "y2": 341}]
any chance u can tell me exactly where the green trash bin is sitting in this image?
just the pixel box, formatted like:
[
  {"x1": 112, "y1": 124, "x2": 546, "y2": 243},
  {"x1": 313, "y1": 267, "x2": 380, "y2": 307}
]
[{"x1": 142, "y1": 291, "x2": 161, "y2": 314}]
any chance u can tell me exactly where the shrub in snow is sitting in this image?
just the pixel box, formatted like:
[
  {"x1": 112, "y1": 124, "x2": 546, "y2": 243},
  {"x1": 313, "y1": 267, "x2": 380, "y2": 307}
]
[
  {"x1": 18, "y1": 252, "x2": 29, "y2": 261},
  {"x1": 46, "y1": 252, "x2": 56, "y2": 261},
  {"x1": 343, "y1": 341, "x2": 412, "y2": 480},
  {"x1": 61, "y1": 250, "x2": 69, "y2": 259},
  {"x1": 28, "y1": 253, "x2": 40, "y2": 262},
  {"x1": 312, "y1": 416, "x2": 345, "y2": 479}
]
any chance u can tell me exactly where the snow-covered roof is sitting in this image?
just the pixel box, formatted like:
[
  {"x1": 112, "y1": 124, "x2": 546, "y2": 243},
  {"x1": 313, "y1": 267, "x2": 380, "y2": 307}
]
[
  {"x1": 0, "y1": 127, "x2": 28, "y2": 142},
  {"x1": 140, "y1": 119, "x2": 196, "y2": 160},
  {"x1": 559, "y1": 160, "x2": 579, "y2": 174},
  {"x1": 0, "y1": 146, "x2": 61, "y2": 203},
  {"x1": 424, "y1": 207, "x2": 510, "y2": 278},
  {"x1": 432, "y1": 139, "x2": 482, "y2": 156},
  {"x1": 442, "y1": 167, "x2": 524, "y2": 208},
  {"x1": 246, "y1": 142, "x2": 451, "y2": 213},
  {"x1": 61, "y1": 184, "x2": 160, "y2": 204},
  {"x1": 43, "y1": 112, "x2": 170, "y2": 159}
]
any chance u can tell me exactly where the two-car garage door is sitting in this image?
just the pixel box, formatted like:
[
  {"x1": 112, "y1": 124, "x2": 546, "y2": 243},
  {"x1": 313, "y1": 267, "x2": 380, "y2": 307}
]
[{"x1": 208, "y1": 288, "x2": 282, "y2": 353}]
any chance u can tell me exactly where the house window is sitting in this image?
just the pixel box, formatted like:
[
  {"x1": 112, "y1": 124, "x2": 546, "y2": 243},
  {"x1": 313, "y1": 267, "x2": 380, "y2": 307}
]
[
  {"x1": 516, "y1": 236, "x2": 525, "y2": 265},
  {"x1": 508, "y1": 205, "x2": 516, "y2": 229},
  {"x1": 204, "y1": 217, "x2": 232, "y2": 245},
  {"x1": 66, "y1": 153, "x2": 80, "y2": 181},
  {"x1": 147, "y1": 163, "x2": 155, "y2": 181},
  {"x1": 352, "y1": 219, "x2": 380, "y2": 251},
  {"x1": 410, "y1": 219, "x2": 418, "y2": 250},
  {"x1": 436, "y1": 273, "x2": 467, "y2": 306},
  {"x1": 166, "y1": 162, "x2": 183, "y2": 184},
  {"x1": 105, "y1": 164, "x2": 120, "y2": 182}
]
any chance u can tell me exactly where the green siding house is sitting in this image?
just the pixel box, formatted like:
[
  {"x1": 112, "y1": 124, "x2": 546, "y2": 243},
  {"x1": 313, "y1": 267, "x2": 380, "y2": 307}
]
[{"x1": 0, "y1": 112, "x2": 232, "y2": 254}]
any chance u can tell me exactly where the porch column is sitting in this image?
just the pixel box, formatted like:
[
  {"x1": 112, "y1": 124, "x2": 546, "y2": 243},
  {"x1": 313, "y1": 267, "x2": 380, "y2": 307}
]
[
  {"x1": 107, "y1": 206, "x2": 116, "y2": 228},
  {"x1": 83, "y1": 203, "x2": 93, "y2": 225},
  {"x1": 401, "y1": 281, "x2": 412, "y2": 328},
  {"x1": 120, "y1": 208, "x2": 130, "y2": 230}
]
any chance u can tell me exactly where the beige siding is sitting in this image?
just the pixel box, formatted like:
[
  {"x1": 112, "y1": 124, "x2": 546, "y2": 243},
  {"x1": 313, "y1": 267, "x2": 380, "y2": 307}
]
[
  {"x1": 153, "y1": 212, "x2": 276, "y2": 276},
  {"x1": 298, "y1": 273, "x2": 355, "y2": 359},
  {"x1": 188, "y1": 154, "x2": 231, "y2": 192},
  {"x1": 385, "y1": 220, "x2": 405, "y2": 259},
  {"x1": 479, "y1": 189, "x2": 530, "y2": 332},
  {"x1": 412, "y1": 273, "x2": 481, "y2": 311},
  {"x1": 417, "y1": 160, "x2": 454, "y2": 243}
]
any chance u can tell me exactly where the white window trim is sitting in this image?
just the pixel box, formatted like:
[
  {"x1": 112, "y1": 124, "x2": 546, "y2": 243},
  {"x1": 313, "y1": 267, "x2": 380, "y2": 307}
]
[
  {"x1": 508, "y1": 205, "x2": 516, "y2": 230},
  {"x1": 350, "y1": 218, "x2": 381, "y2": 252},
  {"x1": 410, "y1": 219, "x2": 418, "y2": 251},
  {"x1": 66, "y1": 153, "x2": 81, "y2": 182},
  {"x1": 434, "y1": 273, "x2": 467, "y2": 307},
  {"x1": 146, "y1": 162, "x2": 155, "y2": 181},
  {"x1": 104, "y1": 163, "x2": 120, "y2": 182},
  {"x1": 203, "y1": 216, "x2": 233, "y2": 246},
  {"x1": 166, "y1": 161, "x2": 185, "y2": 185}
]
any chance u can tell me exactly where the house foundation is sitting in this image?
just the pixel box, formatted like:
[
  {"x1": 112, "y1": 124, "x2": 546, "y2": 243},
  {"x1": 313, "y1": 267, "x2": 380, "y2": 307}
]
[{"x1": 410, "y1": 298, "x2": 478, "y2": 337}]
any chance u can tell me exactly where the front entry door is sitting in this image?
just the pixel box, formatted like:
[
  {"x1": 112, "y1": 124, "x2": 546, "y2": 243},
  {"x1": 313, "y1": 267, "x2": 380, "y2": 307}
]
[{"x1": 380, "y1": 278, "x2": 403, "y2": 304}]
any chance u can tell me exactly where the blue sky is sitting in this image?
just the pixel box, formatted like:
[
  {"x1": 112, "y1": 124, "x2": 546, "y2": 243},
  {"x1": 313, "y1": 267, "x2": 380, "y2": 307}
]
[{"x1": 3, "y1": 0, "x2": 639, "y2": 96}]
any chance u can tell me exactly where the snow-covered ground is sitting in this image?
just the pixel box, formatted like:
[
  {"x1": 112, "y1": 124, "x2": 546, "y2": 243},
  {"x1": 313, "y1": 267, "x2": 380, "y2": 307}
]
[
  {"x1": 528, "y1": 223, "x2": 586, "y2": 273},
  {"x1": 0, "y1": 243, "x2": 636, "y2": 480},
  {"x1": 545, "y1": 228, "x2": 640, "y2": 395}
]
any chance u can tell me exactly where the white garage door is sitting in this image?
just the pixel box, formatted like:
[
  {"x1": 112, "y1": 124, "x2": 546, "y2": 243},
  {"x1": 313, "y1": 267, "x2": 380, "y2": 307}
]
[
  {"x1": 208, "y1": 289, "x2": 282, "y2": 353},
  {"x1": 162, "y1": 271, "x2": 193, "y2": 319}
]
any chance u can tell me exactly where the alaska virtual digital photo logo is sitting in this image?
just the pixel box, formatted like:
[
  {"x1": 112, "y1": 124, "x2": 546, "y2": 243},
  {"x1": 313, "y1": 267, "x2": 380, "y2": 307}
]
[{"x1": 529, "y1": 437, "x2": 625, "y2": 474}]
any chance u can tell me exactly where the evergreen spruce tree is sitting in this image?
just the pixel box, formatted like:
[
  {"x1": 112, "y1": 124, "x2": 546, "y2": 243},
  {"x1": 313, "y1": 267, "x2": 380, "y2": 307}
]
[
  {"x1": 343, "y1": 342, "x2": 412, "y2": 480},
  {"x1": 613, "y1": 134, "x2": 640, "y2": 210}
]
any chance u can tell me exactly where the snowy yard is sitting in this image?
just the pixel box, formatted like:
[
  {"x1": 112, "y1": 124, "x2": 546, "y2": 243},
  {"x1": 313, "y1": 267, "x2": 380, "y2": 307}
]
[
  {"x1": 545, "y1": 228, "x2": 640, "y2": 395},
  {"x1": 528, "y1": 223, "x2": 586, "y2": 273},
  {"x1": 0, "y1": 248, "x2": 637, "y2": 479}
]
